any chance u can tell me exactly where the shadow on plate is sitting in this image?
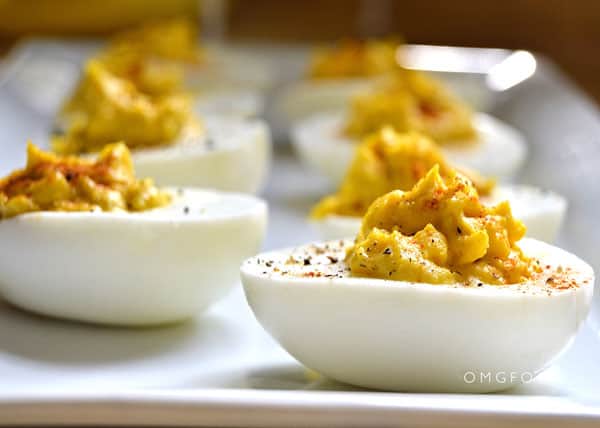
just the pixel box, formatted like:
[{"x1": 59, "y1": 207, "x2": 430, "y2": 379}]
[
  {"x1": 0, "y1": 297, "x2": 240, "y2": 366},
  {"x1": 244, "y1": 364, "x2": 366, "y2": 391},
  {"x1": 178, "y1": 362, "x2": 368, "y2": 391}
]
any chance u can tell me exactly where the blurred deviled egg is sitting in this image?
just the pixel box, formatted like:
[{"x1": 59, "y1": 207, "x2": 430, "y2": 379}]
[
  {"x1": 55, "y1": 60, "x2": 271, "y2": 194},
  {"x1": 0, "y1": 143, "x2": 267, "y2": 326},
  {"x1": 242, "y1": 166, "x2": 593, "y2": 393},
  {"x1": 291, "y1": 68, "x2": 526, "y2": 183},
  {"x1": 311, "y1": 128, "x2": 565, "y2": 243},
  {"x1": 99, "y1": 18, "x2": 271, "y2": 106},
  {"x1": 277, "y1": 38, "x2": 402, "y2": 123}
]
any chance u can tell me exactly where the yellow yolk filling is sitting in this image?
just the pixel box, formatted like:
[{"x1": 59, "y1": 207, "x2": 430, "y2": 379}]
[
  {"x1": 57, "y1": 19, "x2": 205, "y2": 153},
  {"x1": 346, "y1": 166, "x2": 532, "y2": 285},
  {"x1": 343, "y1": 69, "x2": 477, "y2": 144},
  {"x1": 54, "y1": 60, "x2": 197, "y2": 155},
  {"x1": 311, "y1": 128, "x2": 494, "y2": 218},
  {"x1": 0, "y1": 143, "x2": 170, "y2": 219},
  {"x1": 308, "y1": 39, "x2": 402, "y2": 79},
  {"x1": 94, "y1": 46, "x2": 186, "y2": 97},
  {"x1": 91, "y1": 18, "x2": 203, "y2": 97},
  {"x1": 108, "y1": 18, "x2": 204, "y2": 64}
]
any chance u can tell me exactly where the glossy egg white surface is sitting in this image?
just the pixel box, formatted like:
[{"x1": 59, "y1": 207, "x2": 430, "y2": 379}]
[
  {"x1": 241, "y1": 238, "x2": 594, "y2": 393},
  {"x1": 0, "y1": 189, "x2": 267, "y2": 326},
  {"x1": 291, "y1": 111, "x2": 527, "y2": 185},
  {"x1": 313, "y1": 185, "x2": 567, "y2": 243},
  {"x1": 133, "y1": 117, "x2": 271, "y2": 194}
]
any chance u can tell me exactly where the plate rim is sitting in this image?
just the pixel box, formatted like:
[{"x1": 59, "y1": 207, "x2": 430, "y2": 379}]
[{"x1": 2, "y1": 389, "x2": 600, "y2": 427}]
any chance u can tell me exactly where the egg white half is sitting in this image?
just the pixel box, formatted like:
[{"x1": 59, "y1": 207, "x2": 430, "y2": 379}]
[
  {"x1": 274, "y1": 78, "x2": 373, "y2": 129},
  {"x1": 194, "y1": 89, "x2": 264, "y2": 119},
  {"x1": 184, "y1": 45, "x2": 275, "y2": 92},
  {"x1": 0, "y1": 189, "x2": 267, "y2": 326},
  {"x1": 313, "y1": 185, "x2": 567, "y2": 243},
  {"x1": 241, "y1": 238, "x2": 594, "y2": 393},
  {"x1": 133, "y1": 116, "x2": 271, "y2": 194},
  {"x1": 291, "y1": 111, "x2": 527, "y2": 185}
]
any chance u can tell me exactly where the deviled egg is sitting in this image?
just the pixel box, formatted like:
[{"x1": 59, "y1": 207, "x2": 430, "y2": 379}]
[
  {"x1": 291, "y1": 69, "x2": 526, "y2": 183},
  {"x1": 242, "y1": 167, "x2": 593, "y2": 393},
  {"x1": 311, "y1": 128, "x2": 565, "y2": 242},
  {"x1": 55, "y1": 60, "x2": 271, "y2": 194},
  {"x1": 0, "y1": 143, "x2": 267, "y2": 326}
]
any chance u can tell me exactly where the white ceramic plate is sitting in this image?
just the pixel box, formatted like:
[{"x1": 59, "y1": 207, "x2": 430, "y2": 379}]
[
  {"x1": 0, "y1": 153, "x2": 599, "y2": 427},
  {"x1": 0, "y1": 40, "x2": 599, "y2": 427}
]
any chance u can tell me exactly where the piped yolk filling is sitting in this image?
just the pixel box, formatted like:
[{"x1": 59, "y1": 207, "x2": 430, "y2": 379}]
[
  {"x1": 57, "y1": 19, "x2": 205, "y2": 155},
  {"x1": 108, "y1": 18, "x2": 204, "y2": 65},
  {"x1": 0, "y1": 143, "x2": 170, "y2": 220},
  {"x1": 92, "y1": 18, "x2": 204, "y2": 97},
  {"x1": 311, "y1": 128, "x2": 494, "y2": 219},
  {"x1": 346, "y1": 165, "x2": 532, "y2": 285},
  {"x1": 54, "y1": 60, "x2": 197, "y2": 155},
  {"x1": 308, "y1": 39, "x2": 402, "y2": 79},
  {"x1": 94, "y1": 46, "x2": 186, "y2": 97},
  {"x1": 343, "y1": 69, "x2": 477, "y2": 144}
]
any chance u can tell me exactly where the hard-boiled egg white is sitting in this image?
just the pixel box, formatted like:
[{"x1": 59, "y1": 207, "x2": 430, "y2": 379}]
[
  {"x1": 0, "y1": 188, "x2": 267, "y2": 326},
  {"x1": 291, "y1": 111, "x2": 527, "y2": 185},
  {"x1": 313, "y1": 185, "x2": 567, "y2": 243},
  {"x1": 241, "y1": 238, "x2": 593, "y2": 393},
  {"x1": 131, "y1": 116, "x2": 271, "y2": 194},
  {"x1": 55, "y1": 89, "x2": 264, "y2": 131},
  {"x1": 184, "y1": 45, "x2": 275, "y2": 92},
  {"x1": 194, "y1": 89, "x2": 264, "y2": 119},
  {"x1": 273, "y1": 78, "x2": 373, "y2": 134}
]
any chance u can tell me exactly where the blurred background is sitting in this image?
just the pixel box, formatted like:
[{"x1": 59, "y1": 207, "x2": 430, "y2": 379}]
[{"x1": 0, "y1": 0, "x2": 599, "y2": 103}]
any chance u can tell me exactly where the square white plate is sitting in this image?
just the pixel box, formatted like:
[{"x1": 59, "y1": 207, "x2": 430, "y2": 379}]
[{"x1": 0, "y1": 40, "x2": 599, "y2": 427}]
